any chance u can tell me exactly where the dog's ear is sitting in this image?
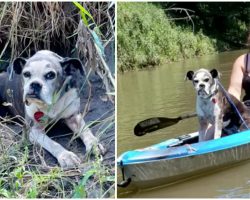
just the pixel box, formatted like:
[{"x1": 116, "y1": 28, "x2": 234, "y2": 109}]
[
  {"x1": 13, "y1": 57, "x2": 27, "y2": 74},
  {"x1": 185, "y1": 71, "x2": 194, "y2": 81},
  {"x1": 60, "y1": 58, "x2": 85, "y2": 76},
  {"x1": 210, "y1": 69, "x2": 219, "y2": 78}
]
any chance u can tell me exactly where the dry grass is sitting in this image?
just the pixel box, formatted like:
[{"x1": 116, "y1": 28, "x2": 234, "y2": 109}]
[
  {"x1": 0, "y1": 2, "x2": 115, "y2": 97},
  {"x1": 0, "y1": 2, "x2": 115, "y2": 198}
]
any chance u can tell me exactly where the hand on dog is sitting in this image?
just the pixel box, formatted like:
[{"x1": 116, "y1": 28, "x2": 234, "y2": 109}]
[{"x1": 57, "y1": 150, "x2": 81, "y2": 169}]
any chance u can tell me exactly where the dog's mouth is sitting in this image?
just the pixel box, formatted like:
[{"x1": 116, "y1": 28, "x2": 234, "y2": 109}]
[
  {"x1": 26, "y1": 93, "x2": 40, "y2": 99},
  {"x1": 197, "y1": 89, "x2": 209, "y2": 97},
  {"x1": 25, "y1": 93, "x2": 45, "y2": 106}
]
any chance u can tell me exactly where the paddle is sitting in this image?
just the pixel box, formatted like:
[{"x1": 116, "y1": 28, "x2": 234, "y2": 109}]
[{"x1": 134, "y1": 113, "x2": 197, "y2": 136}]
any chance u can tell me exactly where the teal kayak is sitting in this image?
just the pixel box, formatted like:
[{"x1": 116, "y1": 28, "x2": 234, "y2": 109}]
[{"x1": 117, "y1": 130, "x2": 250, "y2": 188}]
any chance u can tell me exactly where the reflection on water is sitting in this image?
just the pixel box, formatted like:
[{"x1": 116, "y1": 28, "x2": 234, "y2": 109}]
[{"x1": 117, "y1": 50, "x2": 250, "y2": 198}]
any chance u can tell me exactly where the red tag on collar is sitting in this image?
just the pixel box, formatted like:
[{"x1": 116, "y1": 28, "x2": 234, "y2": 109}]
[
  {"x1": 34, "y1": 111, "x2": 44, "y2": 122},
  {"x1": 212, "y1": 98, "x2": 217, "y2": 104}
]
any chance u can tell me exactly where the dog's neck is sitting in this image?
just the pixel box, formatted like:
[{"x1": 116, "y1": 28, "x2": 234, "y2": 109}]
[
  {"x1": 54, "y1": 76, "x2": 73, "y2": 103},
  {"x1": 199, "y1": 81, "x2": 219, "y2": 101},
  {"x1": 208, "y1": 82, "x2": 219, "y2": 99}
]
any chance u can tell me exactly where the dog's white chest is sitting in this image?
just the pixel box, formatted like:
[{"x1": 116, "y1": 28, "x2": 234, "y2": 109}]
[{"x1": 196, "y1": 97, "x2": 221, "y2": 123}]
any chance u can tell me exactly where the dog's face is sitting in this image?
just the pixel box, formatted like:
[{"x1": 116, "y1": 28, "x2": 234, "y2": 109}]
[
  {"x1": 21, "y1": 59, "x2": 61, "y2": 106},
  {"x1": 13, "y1": 51, "x2": 84, "y2": 106},
  {"x1": 186, "y1": 68, "x2": 219, "y2": 98}
]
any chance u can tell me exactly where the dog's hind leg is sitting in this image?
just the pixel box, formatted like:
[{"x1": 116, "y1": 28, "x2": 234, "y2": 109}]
[{"x1": 65, "y1": 113, "x2": 105, "y2": 155}]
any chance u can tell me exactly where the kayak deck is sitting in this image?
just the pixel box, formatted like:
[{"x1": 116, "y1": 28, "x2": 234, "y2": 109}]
[{"x1": 118, "y1": 130, "x2": 250, "y2": 165}]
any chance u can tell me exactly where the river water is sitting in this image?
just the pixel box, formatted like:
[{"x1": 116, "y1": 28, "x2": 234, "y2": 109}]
[{"x1": 117, "y1": 49, "x2": 250, "y2": 198}]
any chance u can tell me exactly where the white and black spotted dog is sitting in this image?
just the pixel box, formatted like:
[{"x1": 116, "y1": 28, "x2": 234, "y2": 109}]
[
  {"x1": 186, "y1": 68, "x2": 250, "y2": 142},
  {"x1": 0, "y1": 50, "x2": 105, "y2": 168}
]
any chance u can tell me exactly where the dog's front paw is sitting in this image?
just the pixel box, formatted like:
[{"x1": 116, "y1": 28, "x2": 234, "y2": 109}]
[
  {"x1": 97, "y1": 143, "x2": 106, "y2": 155},
  {"x1": 85, "y1": 137, "x2": 106, "y2": 156},
  {"x1": 214, "y1": 130, "x2": 222, "y2": 139},
  {"x1": 57, "y1": 150, "x2": 81, "y2": 169}
]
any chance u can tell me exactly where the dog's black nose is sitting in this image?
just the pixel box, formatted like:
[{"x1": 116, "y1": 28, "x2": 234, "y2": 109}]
[
  {"x1": 30, "y1": 82, "x2": 42, "y2": 92},
  {"x1": 199, "y1": 83, "x2": 205, "y2": 88}
]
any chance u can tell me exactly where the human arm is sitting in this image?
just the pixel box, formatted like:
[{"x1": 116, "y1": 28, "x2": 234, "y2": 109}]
[{"x1": 228, "y1": 54, "x2": 246, "y2": 100}]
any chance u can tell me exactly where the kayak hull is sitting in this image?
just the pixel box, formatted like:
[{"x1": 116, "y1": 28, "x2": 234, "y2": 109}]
[{"x1": 118, "y1": 130, "x2": 250, "y2": 189}]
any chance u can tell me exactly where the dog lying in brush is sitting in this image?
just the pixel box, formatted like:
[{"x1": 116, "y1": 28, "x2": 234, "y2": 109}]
[
  {"x1": 186, "y1": 68, "x2": 250, "y2": 142},
  {"x1": 0, "y1": 50, "x2": 105, "y2": 168}
]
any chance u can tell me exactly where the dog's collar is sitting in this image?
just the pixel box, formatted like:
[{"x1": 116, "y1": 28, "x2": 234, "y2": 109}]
[
  {"x1": 34, "y1": 110, "x2": 50, "y2": 128},
  {"x1": 208, "y1": 88, "x2": 219, "y2": 101},
  {"x1": 34, "y1": 111, "x2": 45, "y2": 123},
  {"x1": 211, "y1": 97, "x2": 217, "y2": 104}
]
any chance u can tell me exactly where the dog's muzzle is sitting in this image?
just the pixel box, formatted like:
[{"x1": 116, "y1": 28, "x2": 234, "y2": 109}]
[
  {"x1": 25, "y1": 82, "x2": 44, "y2": 105},
  {"x1": 30, "y1": 82, "x2": 42, "y2": 93},
  {"x1": 27, "y1": 82, "x2": 42, "y2": 98},
  {"x1": 197, "y1": 88, "x2": 208, "y2": 96}
]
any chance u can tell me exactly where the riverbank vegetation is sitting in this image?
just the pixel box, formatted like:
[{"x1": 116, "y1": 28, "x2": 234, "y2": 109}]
[
  {"x1": 0, "y1": 2, "x2": 115, "y2": 198},
  {"x1": 118, "y1": 2, "x2": 250, "y2": 72}
]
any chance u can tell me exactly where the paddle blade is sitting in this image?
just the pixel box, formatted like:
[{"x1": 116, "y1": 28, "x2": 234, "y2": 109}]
[{"x1": 134, "y1": 117, "x2": 180, "y2": 136}]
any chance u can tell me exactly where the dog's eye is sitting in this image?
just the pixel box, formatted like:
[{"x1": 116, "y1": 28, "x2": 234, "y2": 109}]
[
  {"x1": 23, "y1": 71, "x2": 31, "y2": 78},
  {"x1": 194, "y1": 80, "x2": 199, "y2": 83},
  {"x1": 45, "y1": 71, "x2": 56, "y2": 80},
  {"x1": 204, "y1": 78, "x2": 209, "y2": 82}
]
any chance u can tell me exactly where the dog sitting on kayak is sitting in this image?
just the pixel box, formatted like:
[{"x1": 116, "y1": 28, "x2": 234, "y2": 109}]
[{"x1": 186, "y1": 68, "x2": 250, "y2": 142}]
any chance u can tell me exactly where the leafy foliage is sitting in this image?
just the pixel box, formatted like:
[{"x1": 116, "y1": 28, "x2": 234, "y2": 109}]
[
  {"x1": 160, "y1": 2, "x2": 250, "y2": 49},
  {"x1": 118, "y1": 2, "x2": 217, "y2": 72}
]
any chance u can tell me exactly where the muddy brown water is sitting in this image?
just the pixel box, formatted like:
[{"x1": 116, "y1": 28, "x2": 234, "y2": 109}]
[{"x1": 117, "y1": 49, "x2": 250, "y2": 198}]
